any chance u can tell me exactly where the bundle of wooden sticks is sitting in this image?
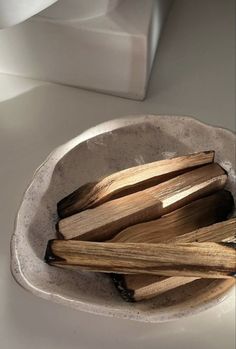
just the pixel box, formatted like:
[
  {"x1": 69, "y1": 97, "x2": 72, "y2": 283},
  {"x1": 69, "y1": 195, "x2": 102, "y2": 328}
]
[{"x1": 45, "y1": 151, "x2": 236, "y2": 302}]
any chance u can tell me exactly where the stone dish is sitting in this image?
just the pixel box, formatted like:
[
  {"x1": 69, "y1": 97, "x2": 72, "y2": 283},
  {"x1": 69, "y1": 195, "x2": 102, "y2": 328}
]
[{"x1": 10, "y1": 115, "x2": 236, "y2": 322}]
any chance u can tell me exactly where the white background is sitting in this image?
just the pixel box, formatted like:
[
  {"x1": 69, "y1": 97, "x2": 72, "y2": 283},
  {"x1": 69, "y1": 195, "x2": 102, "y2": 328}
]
[{"x1": 0, "y1": 0, "x2": 235, "y2": 348}]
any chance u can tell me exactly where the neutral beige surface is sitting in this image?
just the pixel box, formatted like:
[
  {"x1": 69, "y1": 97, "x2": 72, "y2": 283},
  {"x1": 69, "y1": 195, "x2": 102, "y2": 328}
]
[{"x1": 0, "y1": 0, "x2": 235, "y2": 348}]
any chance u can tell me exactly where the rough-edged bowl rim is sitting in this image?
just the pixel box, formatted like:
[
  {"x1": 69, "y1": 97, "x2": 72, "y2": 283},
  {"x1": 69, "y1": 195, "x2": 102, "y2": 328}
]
[{"x1": 10, "y1": 114, "x2": 236, "y2": 323}]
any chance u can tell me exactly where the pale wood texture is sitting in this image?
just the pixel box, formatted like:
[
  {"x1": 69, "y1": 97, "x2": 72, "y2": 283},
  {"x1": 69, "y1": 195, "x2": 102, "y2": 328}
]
[
  {"x1": 111, "y1": 274, "x2": 200, "y2": 302},
  {"x1": 45, "y1": 240, "x2": 236, "y2": 278},
  {"x1": 110, "y1": 190, "x2": 233, "y2": 243},
  {"x1": 58, "y1": 163, "x2": 227, "y2": 241},
  {"x1": 116, "y1": 218, "x2": 236, "y2": 300},
  {"x1": 57, "y1": 151, "x2": 215, "y2": 218}
]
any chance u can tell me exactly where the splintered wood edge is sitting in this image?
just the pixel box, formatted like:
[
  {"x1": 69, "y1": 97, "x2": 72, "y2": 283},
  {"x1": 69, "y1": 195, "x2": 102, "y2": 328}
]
[
  {"x1": 45, "y1": 240, "x2": 236, "y2": 278},
  {"x1": 110, "y1": 191, "x2": 234, "y2": 243},
  {"x1": 111, "y1": 218, "x2": 236, "y2": 301},
  {"x1": 57, "y1": 164, "x2": 227, "y2": 241},
  {"x1": 57, "y1": 151, "x2": 215, "y2": 218}
]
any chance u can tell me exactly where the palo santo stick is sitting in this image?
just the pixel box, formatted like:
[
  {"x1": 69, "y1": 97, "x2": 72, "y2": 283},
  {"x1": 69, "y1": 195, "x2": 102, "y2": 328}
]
[
  {"x1": 111, "y1": 275, "x2": 200, "y2": 302},
  {"x1": 45, "y1": 240, "x2": 236, "y2": 278},
  {"x1": 58, "y1": 163, "x2": 227, "y2": 241},
  {"x1": 112, "y1": 218, "x2": 236, "y2": 301},
  {"x1": 57, "y1": 151, "x2": 215, "y2": 218},
  {"x1": 110, "y1": 190, "x2": 234, "y2": 243}
]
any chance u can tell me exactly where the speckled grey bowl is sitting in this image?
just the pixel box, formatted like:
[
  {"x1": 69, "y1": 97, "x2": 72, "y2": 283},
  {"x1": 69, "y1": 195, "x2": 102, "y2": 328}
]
[{"x1": 11, "y1": 115, "x2": 236, "y2": 322}]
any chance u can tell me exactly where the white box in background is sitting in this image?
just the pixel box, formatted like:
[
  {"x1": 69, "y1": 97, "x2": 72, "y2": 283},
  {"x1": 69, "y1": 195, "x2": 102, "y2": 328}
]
[{"x1": 0, "y1": 0, "x2": 172, "y2": 100}]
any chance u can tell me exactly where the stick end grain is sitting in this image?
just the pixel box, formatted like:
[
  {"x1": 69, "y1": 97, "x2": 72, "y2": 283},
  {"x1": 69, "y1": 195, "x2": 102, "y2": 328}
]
[
  {"x1": 55, "y1": 221, "x2": 65, "y2": 240},
  {"x1": 44, "y1": 240, "x2": 56, "y2": 263},
  {"x1": 44, "y1": 240, "x2": 66, "y2": 264},
  {"x1": 57, "y1": 182, "x2": 97, "y2": 218},
  {"x1": 111, "y1": 274, "x2": 135, "y2": 302},
  {"x1": 203, "y1": 150, "x2": 215, "y2": 160}
]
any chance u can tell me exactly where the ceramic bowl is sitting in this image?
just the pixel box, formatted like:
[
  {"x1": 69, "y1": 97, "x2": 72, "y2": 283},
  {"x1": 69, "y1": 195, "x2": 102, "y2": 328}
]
[{"x1": 11, "y1": 115, "x2": 236, "y2": 322}]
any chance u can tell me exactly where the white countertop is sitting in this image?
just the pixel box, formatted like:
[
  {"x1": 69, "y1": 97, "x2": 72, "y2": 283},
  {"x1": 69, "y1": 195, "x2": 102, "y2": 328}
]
[{"x1": 0, "y1": 0, "x2": 235, "y2": 348}]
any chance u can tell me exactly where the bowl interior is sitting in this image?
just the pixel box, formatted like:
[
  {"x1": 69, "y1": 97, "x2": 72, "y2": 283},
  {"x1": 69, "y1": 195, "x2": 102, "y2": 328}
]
[{"x1": 13, "y1": 116, "x2": 236, "y2": 322}]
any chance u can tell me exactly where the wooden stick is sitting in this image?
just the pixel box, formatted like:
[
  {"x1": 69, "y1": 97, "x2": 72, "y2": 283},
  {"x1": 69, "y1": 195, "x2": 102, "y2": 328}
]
[
  {"x1": 112, "y1": 218, "x2": 236, "y2": 301},
  {"x1": 111, "y1": 274, "x2": 199, "y2": 302},
  {"x1": 110, "y1": 190, "x2": 234, "y2": 243},
  {"x1": 57, "y1": 151, "x2": 215, "y2": 218},
  {"x1": 45, "y1": 240, "x2": 236, "y2": 279},
  {"x1": 57, "y1": 163, "x2": 227, "y2": 241}
]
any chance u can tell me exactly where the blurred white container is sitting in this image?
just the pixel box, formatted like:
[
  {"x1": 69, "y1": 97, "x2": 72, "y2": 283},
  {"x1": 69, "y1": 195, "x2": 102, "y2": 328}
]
[
  {"x1": 38, "y1": 0, "x2": 120, "y2": 21},
  {"x1": 0, "y1": 0, "x2": 57, "y2": 28},
  {"x1": 0, "y1": 0, "x2": 172, "y2": 100}
]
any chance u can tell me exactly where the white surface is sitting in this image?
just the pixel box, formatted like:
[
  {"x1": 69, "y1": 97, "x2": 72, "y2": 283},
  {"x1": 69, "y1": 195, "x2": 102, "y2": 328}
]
[
  {"x1": 0, "y1": 0, "x2": 57, "y2": 28},
  {"x1": 0, "y1": 0, "x2": 170, "y2": 100},
  {"x1": 0, "y1": 0, "x2": 235, "y2": 347}
]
